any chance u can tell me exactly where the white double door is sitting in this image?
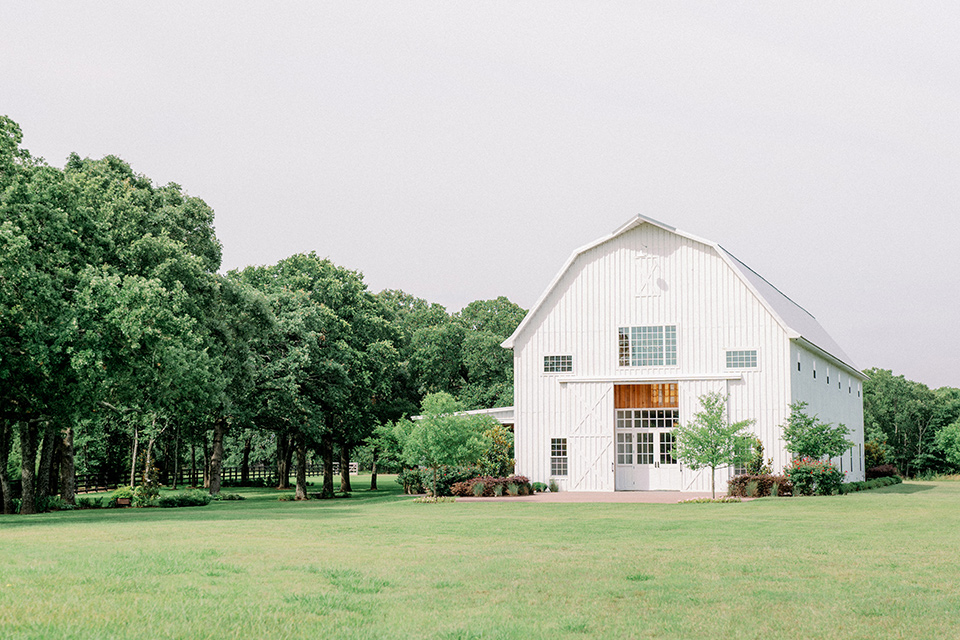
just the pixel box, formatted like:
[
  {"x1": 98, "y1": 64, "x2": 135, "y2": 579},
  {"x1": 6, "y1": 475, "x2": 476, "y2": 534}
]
[{"x1": 614, "y1": 428, "x2": 681, "y2": 491}]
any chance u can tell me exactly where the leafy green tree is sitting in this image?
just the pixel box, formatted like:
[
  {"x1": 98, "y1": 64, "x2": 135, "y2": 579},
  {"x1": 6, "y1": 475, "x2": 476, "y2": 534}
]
[
  {"x1": 934, "y1": 420, "x2": 960, "y2": 471},
  {"x1": 454, "y1": 297, "x2": 525, "y2": 409},
  {"x1": 400, "y1": 392, "x2": 493, "y2": 496},
  {"x1": 477, "y1": 422, "x2": 514, "y2": 477},
  {"x1": 863, "y1": 368, "x2": 938, "y2": 476},
  {"x1": 672, "y1": 392, "x2": 754, "y2": 498},
  {"x1": 781, "y1": 401, "x2": 852, "y2": 461}
]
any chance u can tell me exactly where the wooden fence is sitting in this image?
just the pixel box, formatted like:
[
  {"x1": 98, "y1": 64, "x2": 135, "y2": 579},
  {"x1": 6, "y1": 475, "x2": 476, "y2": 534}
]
[{"x1": 72, "y1": 461, "x2": 359, "y2": 494}]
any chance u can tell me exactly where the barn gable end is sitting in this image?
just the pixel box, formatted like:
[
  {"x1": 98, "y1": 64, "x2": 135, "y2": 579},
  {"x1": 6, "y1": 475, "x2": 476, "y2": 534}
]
[{"x1": 504, "y1": 215, "x2": 865, "y2": 492}]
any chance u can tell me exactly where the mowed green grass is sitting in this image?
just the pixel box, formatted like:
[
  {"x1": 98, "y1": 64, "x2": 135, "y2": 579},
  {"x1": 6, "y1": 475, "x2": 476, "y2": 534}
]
[{"x1": 1, "y1": 478, "x2": 959, "y2": 640}]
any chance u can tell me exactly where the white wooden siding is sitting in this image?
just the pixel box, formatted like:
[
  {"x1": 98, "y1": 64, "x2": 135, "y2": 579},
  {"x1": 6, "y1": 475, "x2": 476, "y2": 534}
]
[
  {"x1": 790, "y1": 343, "x2": 866, "y2": 481},
  {"x1": 513, "y1": 223, "x2": 802, "y2": 491}
]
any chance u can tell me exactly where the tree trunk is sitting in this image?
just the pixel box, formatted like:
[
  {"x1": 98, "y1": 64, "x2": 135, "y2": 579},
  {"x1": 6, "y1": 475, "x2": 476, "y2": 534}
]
[
  {"x1": 294, "y1": 433, "x2": 308, "y2": 500},
  {"x1": 129, "y1": 423, "x2": 139, "y2": 488},
  {"x1": 208, "y1": 418, "x2": 228, "y2": 495},
  {"x1": 339, "y1": 444, "x2": 352, "y2": 493},
  {"x1": 172, "y1": 424, "x2": 179, "y2": 490},
  {"x1": 202, "y1": 432, "x2": 210, "y2": 488},
  {"x1": 370, "y1": 446, "x2": 378, "y2": 491},
  {"x1": 143, "y1": 415, "x2": 158, "y2": 486},
  {"x1": 320, "y1": 432, "x2": 335, "y2": 499},
  {"x1": 19, "y1": 421, "x2": 39, "y2": 514},
  {"x1": 59, "y1": 426, "x2": 75, "y2": 506},
  {"x1": 36, "y1": 421, "x2": 58, "y2": 500},
  {"x1": 0, "y1": 422, "x2": 14, "y2": 514},
  {"x1": 241, "y1": 435, "x2": 252, "y2": 484},
  {"x1": 710, "y1": 465, "x2": 716, "y2": 499},
  {"x1": 191, "y1": 442, "x2": 197, "y2": 487},
  {"x1": 276, "y1": 431, "x2": 292, "y2": 489}
]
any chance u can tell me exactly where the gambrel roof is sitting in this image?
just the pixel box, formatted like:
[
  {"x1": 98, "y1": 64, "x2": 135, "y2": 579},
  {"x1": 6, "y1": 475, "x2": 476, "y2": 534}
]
[{"x1": 502, "y1": 214, "x2": 865, "y2": 379}]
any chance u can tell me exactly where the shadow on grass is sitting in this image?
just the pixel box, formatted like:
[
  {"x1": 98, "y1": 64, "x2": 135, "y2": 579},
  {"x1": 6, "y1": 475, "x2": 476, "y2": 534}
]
[
  {"x1": 882, "y1": 481, "x2": 936, "y2": 494},
  {"x1": 0, "y1": 480, "x2": 411, "y2": 529}
]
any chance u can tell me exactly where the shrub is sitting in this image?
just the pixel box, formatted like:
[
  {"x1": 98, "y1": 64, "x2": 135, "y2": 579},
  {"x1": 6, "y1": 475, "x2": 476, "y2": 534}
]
[
  {"x1": 157, "y1": 490, "x2": 212, "y2": 508},
  {"x1": 548, "y1": 479, "x2": 559, "y2": 493},
  {"x1": 112, "y1": 486, "x2": 135, "y2": 500},
  {"x1": 430, "y1": 466, "x2": 480, "y2": 497},
  {"x1": 413, "y1": 496, "x2": 456, "y2": 503},
  {"x1": 211, "y1": 492, "x2": 245, "y2": 501},
  {"x1": 396, "y1": 468, "x2": 425, "y2": 494},
  {"x1": 727, "y1": 474, "x2": 793, "y2": 497},
  {"x1": 866, "y1": 464, "x2": 899, "y2": 479},
  {"x1": 785, "y1": 458, "x2": 844, "y2": 496},
  {"x1": 840, "y1": 476, "x2": 902, "y2": 493},
  {"x1": 76, "y1": 496, "x2": 104, "y2": 509},
  {"x1": 532, "y1": 482, "x2": 548, "y2": 493}
]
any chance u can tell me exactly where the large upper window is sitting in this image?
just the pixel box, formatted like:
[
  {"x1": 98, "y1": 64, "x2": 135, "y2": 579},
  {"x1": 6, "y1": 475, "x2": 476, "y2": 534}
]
[
  {"x1": 725, "y1": 349, "x2": 758, "y2": 369},
  {"x1": 618, "y1": 325, "x2": 677, "y2": 366},
  {"x1": 543, "y1": 355, "x2": 573, "y2": 373}
]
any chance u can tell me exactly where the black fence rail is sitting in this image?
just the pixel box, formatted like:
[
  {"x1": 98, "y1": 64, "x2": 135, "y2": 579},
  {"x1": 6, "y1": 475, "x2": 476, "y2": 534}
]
[{"x1": 71, "y1": 462, "x2": 359, "y2": 494}]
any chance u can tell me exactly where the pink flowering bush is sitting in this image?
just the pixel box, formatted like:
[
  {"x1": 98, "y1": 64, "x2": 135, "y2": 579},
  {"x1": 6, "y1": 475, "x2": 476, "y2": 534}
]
[{"x1": 785, "y1": 457, "x2": 844, "y2": 496}]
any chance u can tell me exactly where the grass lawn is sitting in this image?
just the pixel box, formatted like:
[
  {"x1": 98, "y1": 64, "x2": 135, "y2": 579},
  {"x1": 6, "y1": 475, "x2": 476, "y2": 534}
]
[{"x1": 1, "y1": 477, "x2": 959, "y2": 640}]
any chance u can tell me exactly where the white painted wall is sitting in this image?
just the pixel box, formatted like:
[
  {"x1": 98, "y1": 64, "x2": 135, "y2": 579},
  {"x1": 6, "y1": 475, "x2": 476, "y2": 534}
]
[
  {"x1": 512, "y1": 222, "x2": 814, "y2": 491},
  {"x1": 789, "y1": 343, "x2": 866, "y2": 482},
  {"x1": 510, "y1": 220, "x2": 865, "y2": 491}
]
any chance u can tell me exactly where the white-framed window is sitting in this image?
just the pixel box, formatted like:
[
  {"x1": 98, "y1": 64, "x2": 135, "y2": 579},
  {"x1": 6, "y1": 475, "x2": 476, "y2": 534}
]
[
  {"x1": 725, "y1": 349, "x2": 758, "y2": 369},
  {"x1": 543, "y1": 355, "x2": 573, "y2": 373},
  {"x1": 550, "y1": 438, "x2": 568, "y2": 476},
  {"x1": 618, "y1": 325, "x2": 677, "y2": 366}
]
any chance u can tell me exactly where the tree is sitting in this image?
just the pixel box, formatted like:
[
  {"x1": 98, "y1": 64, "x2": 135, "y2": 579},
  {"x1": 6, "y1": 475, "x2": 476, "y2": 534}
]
[
  {"x1": 934, "y1": 420, "x2": 960, "y2": 471},
  {"x1": 863, "y1": 368, "x2": 937, "y2": 476},
  {"x1": 672, "y1": 392, "x2": 754, "y2": 498},
  {"x1": 454, "y1": 297, "x2": 525, "y2": 409},
  {"x1": 400, "y1": 392, "x2": 492, "y2": 496},
  {"x1": 781, "y1": 401, "x2": 852, "y2": 461}
]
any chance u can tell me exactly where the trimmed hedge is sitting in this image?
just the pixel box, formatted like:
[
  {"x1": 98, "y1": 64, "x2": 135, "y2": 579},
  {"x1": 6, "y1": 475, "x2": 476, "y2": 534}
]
[
  {"x1": 866, "y1": 464, "x2": 899, "y2": 480},
  {"x1": 727, "y1": 474, "x2": 793, "y2": 497},
  {"x1": 839, "y1": 476, "x2": 903, "y2": 494},
  {"x1": 450, "y1": 475, "x2": 532, "y2": 497}
]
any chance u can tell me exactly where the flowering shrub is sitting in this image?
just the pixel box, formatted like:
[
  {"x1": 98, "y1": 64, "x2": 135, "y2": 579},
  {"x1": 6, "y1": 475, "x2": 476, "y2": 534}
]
[
  {"x1": 785, "y1": 458, "x2": 844, "y2": 496},
  {"x1": 727, "y1": 474, "x2": 793, "y2": 497},
  {"x1": 449, "y1": 475, "x2": 532, "y2": 497},
  {"x1": 396, "y1": 466, "x2": 480, "y2": 496}
]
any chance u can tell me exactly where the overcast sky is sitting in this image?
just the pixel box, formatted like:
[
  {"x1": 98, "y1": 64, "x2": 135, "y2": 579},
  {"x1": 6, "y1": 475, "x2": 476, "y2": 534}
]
[{"x1": 3, "y1": 3, "x2": 958, "y2": 389}]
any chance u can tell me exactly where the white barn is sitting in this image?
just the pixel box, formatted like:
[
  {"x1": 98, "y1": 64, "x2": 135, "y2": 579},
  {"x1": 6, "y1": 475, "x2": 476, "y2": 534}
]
[{"x1": 501, "y1": 215, "x2": 865, "y2": 492}]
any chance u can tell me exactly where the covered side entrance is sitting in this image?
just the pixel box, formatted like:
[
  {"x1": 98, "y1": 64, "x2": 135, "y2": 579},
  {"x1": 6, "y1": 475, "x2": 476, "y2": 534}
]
[{"x1": 614, "y1": 383, "x2": 681, "y2": 491}]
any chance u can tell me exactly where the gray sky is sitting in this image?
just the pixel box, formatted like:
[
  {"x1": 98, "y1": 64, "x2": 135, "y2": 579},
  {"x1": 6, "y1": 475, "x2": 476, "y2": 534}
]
[{"x1": 3, "y1": 2, "x2": 958, "y2": 389}]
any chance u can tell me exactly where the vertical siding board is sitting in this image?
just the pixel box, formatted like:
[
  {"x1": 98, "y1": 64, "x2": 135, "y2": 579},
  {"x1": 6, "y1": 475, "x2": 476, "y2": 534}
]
[{"x1": 512, "y1": 221, "x2": 862, "y2": 490}]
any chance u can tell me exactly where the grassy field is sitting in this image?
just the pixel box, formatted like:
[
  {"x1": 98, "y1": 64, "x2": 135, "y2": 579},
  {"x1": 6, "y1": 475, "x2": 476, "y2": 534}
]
[{"x1": 1, "y1": 478, "x2": 958, "y2": 640}]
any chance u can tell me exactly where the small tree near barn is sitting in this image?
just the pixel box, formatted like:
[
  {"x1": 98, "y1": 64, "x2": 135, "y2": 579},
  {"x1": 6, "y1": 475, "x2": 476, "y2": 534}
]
[
  {"x1": 400, "y1": 392, "x2": 493, "y2": 496},
  {"x1": 673, "y1": 392, "x2": 754, "y2": 498}
]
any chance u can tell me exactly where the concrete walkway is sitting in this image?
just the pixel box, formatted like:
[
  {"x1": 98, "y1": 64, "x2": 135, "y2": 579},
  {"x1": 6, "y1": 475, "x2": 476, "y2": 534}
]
[{"x1": 453, "y1": 490, "x2": 716, "y2": 504}]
